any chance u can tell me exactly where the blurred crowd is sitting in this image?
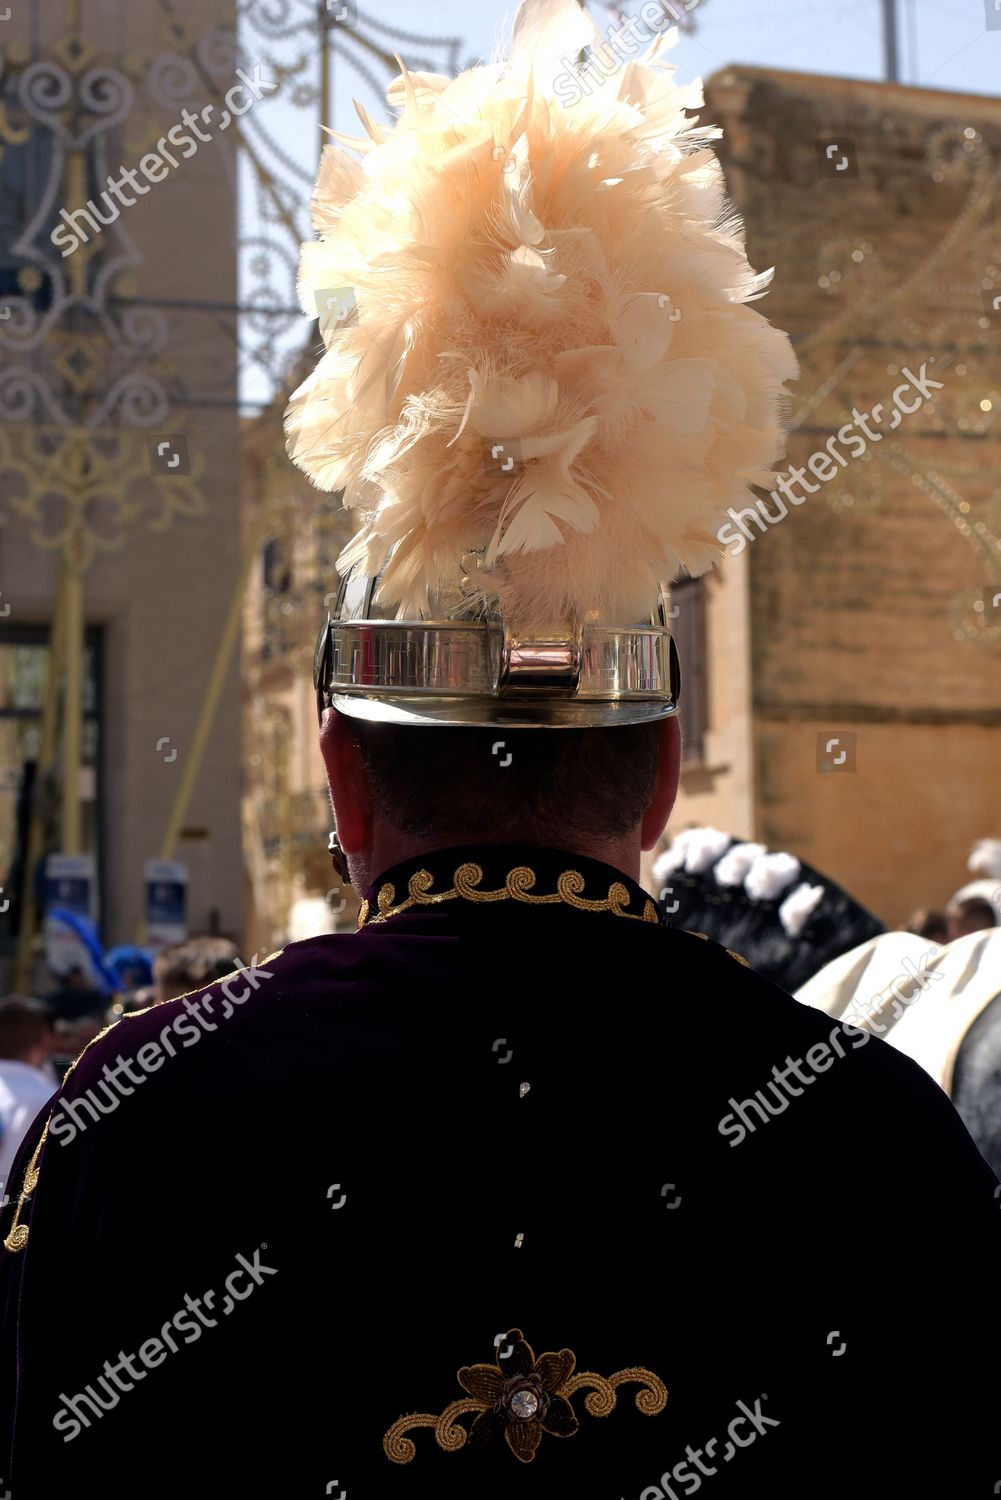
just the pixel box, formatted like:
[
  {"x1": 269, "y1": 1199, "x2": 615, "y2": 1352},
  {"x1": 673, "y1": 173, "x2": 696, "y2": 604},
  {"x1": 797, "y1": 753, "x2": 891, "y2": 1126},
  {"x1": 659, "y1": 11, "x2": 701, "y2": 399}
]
[{"x1": 906, "y1": 896, "x2": 997, "y2": 944}]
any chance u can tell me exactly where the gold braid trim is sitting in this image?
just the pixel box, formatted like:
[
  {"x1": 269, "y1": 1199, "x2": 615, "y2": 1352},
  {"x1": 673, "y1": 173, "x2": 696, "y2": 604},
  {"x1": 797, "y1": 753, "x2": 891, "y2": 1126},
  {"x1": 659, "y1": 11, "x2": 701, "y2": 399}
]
[
  {"x1": 2, "y1": 1120, "x2": 48, "y2": 1253},
  {"x1": 688, "y1": 930, "x2": 750, "y2": 968},
  {"x1": 562, "y1": 1370, "x2": 618, "y2": 1417},
  {"x1": 436, "y1": 1398, "x2": 486, "y2": 1453},
  {"x1": 608, "y1": 1366, "x2": 669, "y2": 1415},
  {"x1": 561, "y1": 1366, "x2": 668, "y2": 1418},
  {"x1": 360, "y1": 862, "x2": 660, "y2": 929},
  {"x1": 384, "y1": 1399, "x2": 486, "y2": 1465},
  {"x1": 1, "y1": 1010, "x2": 126, "y2": 1255},
  {"x1": 383, "y1": 1412, "x2": 437, "y2": 1466}
]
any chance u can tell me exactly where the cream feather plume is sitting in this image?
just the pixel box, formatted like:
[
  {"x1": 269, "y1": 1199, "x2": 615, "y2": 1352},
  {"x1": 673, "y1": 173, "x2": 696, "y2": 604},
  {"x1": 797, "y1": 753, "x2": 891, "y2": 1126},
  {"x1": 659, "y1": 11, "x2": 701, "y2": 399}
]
[{"x1": 284, "y1": 0, "x2": 799, "y2": 627}]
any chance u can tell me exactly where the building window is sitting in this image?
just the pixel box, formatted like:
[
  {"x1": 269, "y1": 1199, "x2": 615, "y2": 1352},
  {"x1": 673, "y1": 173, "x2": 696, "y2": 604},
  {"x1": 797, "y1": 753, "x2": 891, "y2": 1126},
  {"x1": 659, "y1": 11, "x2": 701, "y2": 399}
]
[
  {"x1": 670, "y1": 576, "x2": 707, "y2": 764},
  {"x1": 0, "y1": 113, "x2": 55, "y2": 315}
]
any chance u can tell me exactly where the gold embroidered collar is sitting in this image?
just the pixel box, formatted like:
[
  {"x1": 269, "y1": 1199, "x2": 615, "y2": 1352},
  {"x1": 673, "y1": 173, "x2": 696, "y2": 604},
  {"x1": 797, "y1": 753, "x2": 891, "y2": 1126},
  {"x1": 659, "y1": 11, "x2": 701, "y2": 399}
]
[{"x1": 356, "y1": 847, "x2": 662, "y2": 929}]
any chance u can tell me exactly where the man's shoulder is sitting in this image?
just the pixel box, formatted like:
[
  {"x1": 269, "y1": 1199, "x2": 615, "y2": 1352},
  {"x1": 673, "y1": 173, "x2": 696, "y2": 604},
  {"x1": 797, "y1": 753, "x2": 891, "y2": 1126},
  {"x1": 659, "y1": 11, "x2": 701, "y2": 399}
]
[
  {"x1": 660, "y1": 924, "x2": 851, "y2": 1037},
  {"x1": 660, "y1": 926, "x2": 960, "y2": 1112},
  {"x1": 45, "y1": 919, "x2": 951, "y2": 1136}
]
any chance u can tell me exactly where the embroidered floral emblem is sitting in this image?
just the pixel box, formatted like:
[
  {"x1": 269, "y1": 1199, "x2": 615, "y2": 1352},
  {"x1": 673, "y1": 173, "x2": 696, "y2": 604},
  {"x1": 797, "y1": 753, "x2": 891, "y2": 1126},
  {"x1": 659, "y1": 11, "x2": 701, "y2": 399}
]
[
  {"x1": 383, "y1": 1327, "x2": 667, "y2": 1465},
  {"x1": 459, "y1": 1329, "x2": 579, "y2": 1462}
]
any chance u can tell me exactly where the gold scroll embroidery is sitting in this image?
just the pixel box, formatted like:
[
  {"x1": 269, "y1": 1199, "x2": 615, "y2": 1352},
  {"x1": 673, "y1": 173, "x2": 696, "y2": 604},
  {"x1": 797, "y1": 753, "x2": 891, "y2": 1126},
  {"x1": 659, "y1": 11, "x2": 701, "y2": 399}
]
[{"x1": 358, "y1": 862, "x2": 660, "y2": 929}]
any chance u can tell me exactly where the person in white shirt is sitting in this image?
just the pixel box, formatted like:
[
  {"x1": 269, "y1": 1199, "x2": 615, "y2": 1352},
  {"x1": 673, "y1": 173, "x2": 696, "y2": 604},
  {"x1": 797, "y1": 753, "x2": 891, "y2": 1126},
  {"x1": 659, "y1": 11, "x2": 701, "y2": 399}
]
[{"x1": 0, "y1": 995, "x2": 57, "y2": 1202}]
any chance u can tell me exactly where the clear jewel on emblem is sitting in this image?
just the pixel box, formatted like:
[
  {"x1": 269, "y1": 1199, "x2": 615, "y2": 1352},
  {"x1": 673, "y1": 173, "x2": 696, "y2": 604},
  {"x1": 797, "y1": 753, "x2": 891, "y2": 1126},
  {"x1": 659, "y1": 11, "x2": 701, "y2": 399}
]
[
  {"x1": 519, "y1": 1081, "x2": 530, "y2": 1097},
  {"x1": 510, "y1": 1389, "x2": 539, "y2": 1421}
]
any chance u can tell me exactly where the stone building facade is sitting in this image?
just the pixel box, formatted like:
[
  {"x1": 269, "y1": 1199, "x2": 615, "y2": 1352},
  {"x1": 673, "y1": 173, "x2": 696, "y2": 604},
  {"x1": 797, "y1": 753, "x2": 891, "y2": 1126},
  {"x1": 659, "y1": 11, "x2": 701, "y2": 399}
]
[{"x1": 662, "y1": 66, "x2": 1001, "y2": 926}]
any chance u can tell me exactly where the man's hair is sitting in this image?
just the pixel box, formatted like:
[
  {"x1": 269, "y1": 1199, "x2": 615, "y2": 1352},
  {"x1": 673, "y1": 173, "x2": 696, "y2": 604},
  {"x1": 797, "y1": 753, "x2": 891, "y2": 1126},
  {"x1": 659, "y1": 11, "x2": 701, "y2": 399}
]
[
  {"x1": 0, "y1": 994, "x2": 52, "y2": 1062},
  {"x1": 946, "y1": 896, "x2": 998, "y2": 933},
  {"x1": 153, "y1": 936, "x2": 239, "y2": 999},
  {"x1": 905, "y1": 908, "x2": 949, "y2": 944},
  {"x1": 349, "y1": 720, "x2": 662, "y2": 843}
]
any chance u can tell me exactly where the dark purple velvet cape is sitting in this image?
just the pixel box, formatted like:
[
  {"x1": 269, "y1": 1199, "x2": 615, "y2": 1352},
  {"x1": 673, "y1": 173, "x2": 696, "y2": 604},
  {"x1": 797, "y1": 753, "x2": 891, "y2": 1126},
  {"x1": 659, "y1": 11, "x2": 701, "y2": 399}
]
[{"x1": 2, "y1": 844, "x2": 999, "y2": 1497}]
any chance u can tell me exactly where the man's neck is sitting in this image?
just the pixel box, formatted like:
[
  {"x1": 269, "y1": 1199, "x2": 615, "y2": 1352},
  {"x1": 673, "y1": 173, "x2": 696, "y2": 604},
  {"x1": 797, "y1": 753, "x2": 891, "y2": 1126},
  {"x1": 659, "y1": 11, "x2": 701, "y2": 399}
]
[{"x1": 349, "y1": 829, "x2": 642, "y2": 894}]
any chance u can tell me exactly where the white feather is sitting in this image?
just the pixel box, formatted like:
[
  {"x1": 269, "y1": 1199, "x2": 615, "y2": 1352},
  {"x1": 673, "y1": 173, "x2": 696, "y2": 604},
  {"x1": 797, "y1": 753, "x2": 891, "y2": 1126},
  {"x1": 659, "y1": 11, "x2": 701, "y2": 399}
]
[
  {"x1": 285, "y1": 0, "x2": 798, "y2": 628},
  {"x1": 652, "y1": 827, "x2": 705, "y2": 881},
  {"x1": 779, "y1": 882, "x2": 825, "y2": 938},
  {"x1": 714, "y1": 842, "x2": 766, "y2": 888},
  {"x1": 681, "y1": 827, "x2": 731, "y2": 874},
  {"x1": 745, "y1": 851, "x2": 801, "y2": 902},
  {"x1": 968, "y1": 839, "x2": 1001, "y2": 878}
]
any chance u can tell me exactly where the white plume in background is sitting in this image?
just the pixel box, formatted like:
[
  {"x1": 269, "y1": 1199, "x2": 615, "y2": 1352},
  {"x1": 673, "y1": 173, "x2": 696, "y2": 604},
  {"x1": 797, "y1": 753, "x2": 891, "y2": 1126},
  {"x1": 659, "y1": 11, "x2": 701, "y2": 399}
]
[
  {"x1": 714, "y1": 841, "x2": 766, "y2": 887},
  {"x1": 682, "y1": 827, "x2": 732, "y2": 874},
  {"x1": 285, "y1": 0, "x2": 798, "y2": 627},
  {"x1": 744, "y1": 851, "x2": 801, "y2": 902},
  {"x1": 778, "y1": 881, "x2": 825, "y2": 937},
  {"x1": 653, "y1": 827, "x2": 731, "y2": 882},
  {"x1": 652, "y1": 827, "x2": 705, "y2": 881},
  {"x1": 968, "y1": 839, "x2": 1001, "y2": 878}
]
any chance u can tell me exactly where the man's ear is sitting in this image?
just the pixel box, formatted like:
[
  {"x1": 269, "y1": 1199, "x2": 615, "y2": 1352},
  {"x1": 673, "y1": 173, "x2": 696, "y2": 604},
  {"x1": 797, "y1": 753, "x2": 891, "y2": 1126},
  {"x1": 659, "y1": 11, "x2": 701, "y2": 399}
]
[
  {"x1": 640, "y1": 714, "x2": 682, "y2": 852},
  {"x1": 318, "y1": 708, "x2": 371, "y2": 855}
]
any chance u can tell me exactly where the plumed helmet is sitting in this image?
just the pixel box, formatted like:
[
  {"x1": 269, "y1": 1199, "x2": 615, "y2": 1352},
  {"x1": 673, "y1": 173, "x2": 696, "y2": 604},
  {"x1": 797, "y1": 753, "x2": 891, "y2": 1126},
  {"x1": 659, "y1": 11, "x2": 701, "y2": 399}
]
[{"x1": 287, "y1": 0, "x2": 798, "y2": 725}]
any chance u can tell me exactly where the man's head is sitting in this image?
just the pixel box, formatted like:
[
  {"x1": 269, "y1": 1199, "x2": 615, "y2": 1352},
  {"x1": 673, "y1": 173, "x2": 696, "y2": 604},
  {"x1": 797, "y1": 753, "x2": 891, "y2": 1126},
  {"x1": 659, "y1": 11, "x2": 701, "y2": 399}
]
[
  {"x1": 318, "y1": 708, "x2": 682, "y2": 892},
  {"x1": 153, "y1": 936, "x2": 240, "y2": 1004},
  {"x1": 946, "y1": 896, "x2": 998, "y2": 942},
  {"x1": 0, "y1": 994, "x2": 53, "y2": 1069},
  {"x1": 905, "y1": 908, "x2": 949, "y2": 945}
]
